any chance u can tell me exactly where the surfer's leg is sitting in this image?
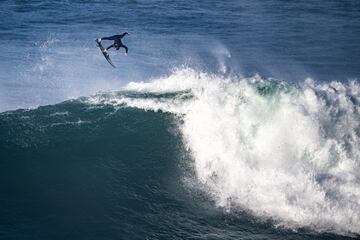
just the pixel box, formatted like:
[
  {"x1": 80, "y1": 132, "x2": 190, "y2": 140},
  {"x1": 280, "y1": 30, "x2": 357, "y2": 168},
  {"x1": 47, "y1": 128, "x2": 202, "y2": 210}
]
[
  {"x1": 122, "y1": 45, "x2": 128, "y2": 54},
  {"x1": 106, "y1": 44, "x2": 114, "y2": 51},
  {"x1": 102, "y1": 36, "x2": 116, "y2": 41}
]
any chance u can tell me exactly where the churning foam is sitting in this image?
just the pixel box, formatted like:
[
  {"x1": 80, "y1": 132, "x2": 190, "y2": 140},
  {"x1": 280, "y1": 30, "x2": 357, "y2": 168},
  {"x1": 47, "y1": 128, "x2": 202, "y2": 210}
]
[{"x1": 87, "y1": 68, "x2": 360, "y2": 235}]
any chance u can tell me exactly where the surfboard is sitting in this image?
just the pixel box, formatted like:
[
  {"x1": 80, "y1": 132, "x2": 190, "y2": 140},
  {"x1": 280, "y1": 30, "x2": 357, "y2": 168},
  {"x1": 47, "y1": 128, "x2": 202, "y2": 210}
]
[{"x1": 95, "y1": 39, "x2": 116, "y2": 68}]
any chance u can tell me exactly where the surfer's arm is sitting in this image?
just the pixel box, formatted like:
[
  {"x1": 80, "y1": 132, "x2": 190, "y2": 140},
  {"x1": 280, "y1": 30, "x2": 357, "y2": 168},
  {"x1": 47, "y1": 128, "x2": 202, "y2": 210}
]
[{"x1": 119, "y1": 32, "x2": 130, "y2": 39}]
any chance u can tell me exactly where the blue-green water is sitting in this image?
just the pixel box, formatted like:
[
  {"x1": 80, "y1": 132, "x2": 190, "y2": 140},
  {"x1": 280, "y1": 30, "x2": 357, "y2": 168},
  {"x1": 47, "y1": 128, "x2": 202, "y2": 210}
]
[
  {"x1": 2, "y1": 78, "x2": 360, "y2": 239},
  {"x1": 1, "y1": 1, "x2": 360, "y2": 239}
]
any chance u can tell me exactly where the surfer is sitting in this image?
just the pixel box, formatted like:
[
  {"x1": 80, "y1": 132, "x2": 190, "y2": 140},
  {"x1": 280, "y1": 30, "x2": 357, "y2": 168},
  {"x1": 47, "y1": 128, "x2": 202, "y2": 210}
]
[{"x1": 96, "y1": 32, "x2": 130, "y2": 56}]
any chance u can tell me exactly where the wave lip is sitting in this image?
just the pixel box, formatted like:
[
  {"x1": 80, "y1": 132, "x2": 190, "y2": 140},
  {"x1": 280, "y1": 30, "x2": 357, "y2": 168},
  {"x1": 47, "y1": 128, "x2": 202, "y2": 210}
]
[{"x1": 85, "y1": 68, "x2": 360, "y2": 236}]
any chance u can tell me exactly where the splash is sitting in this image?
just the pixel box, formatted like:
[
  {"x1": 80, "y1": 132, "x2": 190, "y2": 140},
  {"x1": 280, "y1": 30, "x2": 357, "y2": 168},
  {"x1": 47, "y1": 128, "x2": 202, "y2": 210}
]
[{"x1": 86, "y1": 68, "x2": 360, "y2": 236}]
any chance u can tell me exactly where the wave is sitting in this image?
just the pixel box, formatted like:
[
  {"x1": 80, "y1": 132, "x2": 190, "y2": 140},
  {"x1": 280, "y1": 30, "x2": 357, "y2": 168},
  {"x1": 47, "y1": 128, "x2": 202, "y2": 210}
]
[
  {"x1": 82, "y1": 68, "x2": 360, "y2": 236},
  {"x1": 2, "y1": 67, "x2": 359, "y2": 237}
]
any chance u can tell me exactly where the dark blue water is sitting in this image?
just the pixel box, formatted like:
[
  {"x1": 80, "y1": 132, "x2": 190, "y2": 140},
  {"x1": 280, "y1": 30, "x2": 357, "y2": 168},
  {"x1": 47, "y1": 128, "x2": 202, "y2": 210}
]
[
  {"x1": 1, "y1": 1, "x2": 360, "y2": 239},
  {"x1": 1, "y1": 0, "x2": 359, "y2": 111}
]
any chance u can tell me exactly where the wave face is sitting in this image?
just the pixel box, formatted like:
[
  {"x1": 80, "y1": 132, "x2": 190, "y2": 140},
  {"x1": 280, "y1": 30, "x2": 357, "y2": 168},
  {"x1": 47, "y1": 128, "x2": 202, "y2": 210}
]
[{"x1": 1, "y1": 68, "x2": 360, "y2": 239}]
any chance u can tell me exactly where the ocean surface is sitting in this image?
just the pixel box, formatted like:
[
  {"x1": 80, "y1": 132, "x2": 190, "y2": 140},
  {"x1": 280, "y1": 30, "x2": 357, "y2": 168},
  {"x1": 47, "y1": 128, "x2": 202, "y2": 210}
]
[{"x1": 1, "y1": 0, "x2": 360, "y2": 239}]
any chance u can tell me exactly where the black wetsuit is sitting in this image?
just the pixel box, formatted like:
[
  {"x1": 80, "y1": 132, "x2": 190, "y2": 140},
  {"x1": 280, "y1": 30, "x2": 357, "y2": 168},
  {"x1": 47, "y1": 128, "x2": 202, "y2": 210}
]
[{"x1": 102, "y1": 32, "x2": 129, "y2": 53}]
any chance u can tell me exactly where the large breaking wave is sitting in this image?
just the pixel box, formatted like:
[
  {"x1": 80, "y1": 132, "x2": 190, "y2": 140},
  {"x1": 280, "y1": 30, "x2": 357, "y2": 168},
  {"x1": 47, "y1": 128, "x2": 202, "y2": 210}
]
[{"x1": 84, "y1": 68, "x2": 360, "y2": 236}]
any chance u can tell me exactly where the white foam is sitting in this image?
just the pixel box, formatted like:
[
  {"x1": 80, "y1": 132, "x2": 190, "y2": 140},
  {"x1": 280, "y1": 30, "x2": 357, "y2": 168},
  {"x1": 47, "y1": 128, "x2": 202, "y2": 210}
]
[{"x1": 87, "y1": 68, "x2": 360, "y2": 236}]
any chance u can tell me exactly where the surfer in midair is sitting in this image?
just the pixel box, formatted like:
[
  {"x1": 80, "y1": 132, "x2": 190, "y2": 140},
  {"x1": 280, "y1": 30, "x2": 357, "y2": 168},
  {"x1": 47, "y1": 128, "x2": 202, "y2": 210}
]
[{"x1": 96, "y1": 32, "x2": 130, "y2": 56}]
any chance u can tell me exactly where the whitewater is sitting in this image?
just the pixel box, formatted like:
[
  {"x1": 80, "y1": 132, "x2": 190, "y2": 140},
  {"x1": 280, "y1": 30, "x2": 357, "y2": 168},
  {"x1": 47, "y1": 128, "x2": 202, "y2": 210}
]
[{"x1": 84, "y1": 68, "x2": 360, "y2": 236}]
